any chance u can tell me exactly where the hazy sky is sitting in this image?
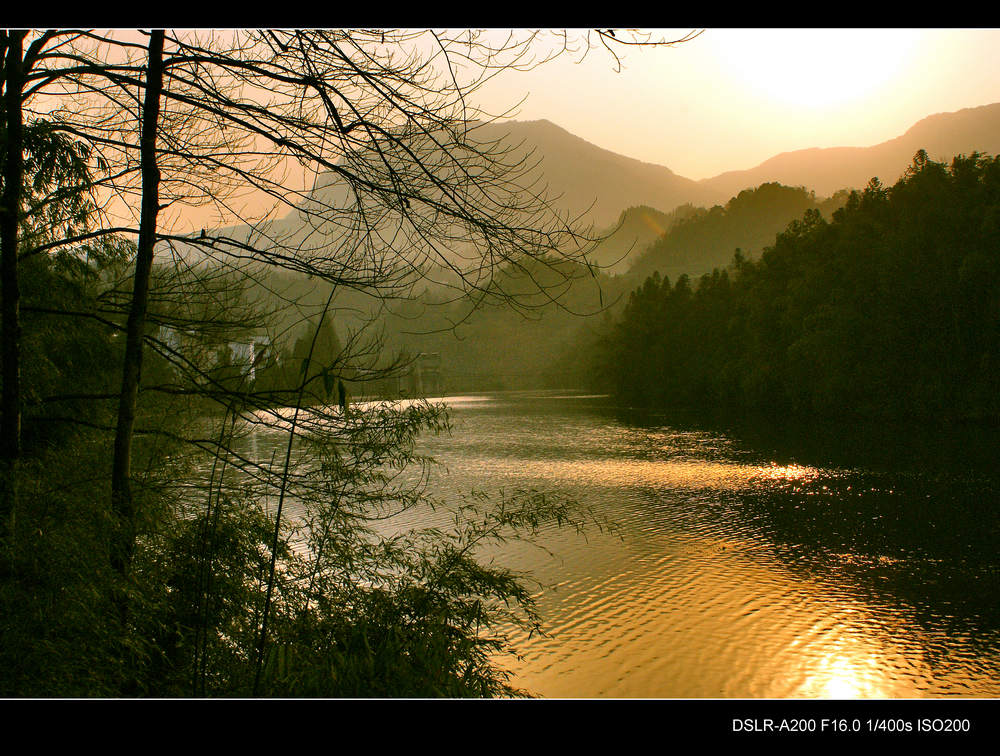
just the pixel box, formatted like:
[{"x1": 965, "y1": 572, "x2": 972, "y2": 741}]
[{"x1": 471, "y1": 28, "x2": 1000, "y2": 180}]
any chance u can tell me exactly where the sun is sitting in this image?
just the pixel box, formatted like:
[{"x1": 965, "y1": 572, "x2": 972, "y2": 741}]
[{"x1": 711, "y1": 28, "x2": 925, "y2": 111}]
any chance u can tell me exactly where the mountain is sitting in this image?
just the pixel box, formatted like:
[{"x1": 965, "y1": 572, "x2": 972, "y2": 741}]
[
  {"x1": 699, "y1": 103, "x2": 1000, "y2": 199},
  {"x1": 292, "y1": 105, "x2": 1000, "y2": 271},
  {"x1": 216, "y1": 104, "x2": 1000, "y2": 259},
  {"x1": 177, "y1": 103, "x2": 1000, "y2": 393},
  {"x1": 303, "y1": 119, "x2": 727, "y2": 233},
  {"x1": 460, "y1": 119, "x2": 726, "y2": 228}
]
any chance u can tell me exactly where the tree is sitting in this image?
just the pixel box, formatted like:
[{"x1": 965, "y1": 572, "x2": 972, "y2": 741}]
[
  {"x1": 111, "y1": 30, "x2": 165, "y2": 579},
  {"x1": 1, "y1": 31, "x2": 26, "y2": 467},
  {"x1": 1, "y1": 28, "x2": 696, "y2": 696},
  {"x1": 591, "y1": 149, "x2": 1000, "y2": 423}
]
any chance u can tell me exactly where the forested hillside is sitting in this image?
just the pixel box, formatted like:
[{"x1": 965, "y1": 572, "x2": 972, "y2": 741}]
[
  {"x1": 590, "y1": 151, "x2": 1000, "y2": 422},
  {"x1": 376, "y1": 184, "x2": 852, "y2": 394},
  {"x1": 623, "y1": 183, "x2": 849, "y2": 286}
]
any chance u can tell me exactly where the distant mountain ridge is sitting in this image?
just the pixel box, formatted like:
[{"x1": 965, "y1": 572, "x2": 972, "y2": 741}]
[
  {"x1": 213, "y1": 102, "x2": 1000, "y2": 282},
  {"x1": 461, "y1": 119, "x2": 726, "y2": 228},
  {"x1": 310, "y1": 104, "x2": 1000, "y2": 234},
  {"x1": 459, "y1": 104, "x2": 1000, "y2": 228},
  {"x1": 698, "y1": 102, "x2": 1000, "y2": 199}
]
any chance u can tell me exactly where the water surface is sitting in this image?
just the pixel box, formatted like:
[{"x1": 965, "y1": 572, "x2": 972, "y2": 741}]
[{"x1": 407, "y1": 391, "x2": 1000, "y2": 698}]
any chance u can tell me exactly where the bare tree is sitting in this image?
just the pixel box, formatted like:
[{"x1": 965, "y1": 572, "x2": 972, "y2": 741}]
[
  {"x1": 90, "y1": 29, "x2": 698, "y2": 575},
  {"x1": 2, "y1": 28, "x2": 699, "y2": 695},
  {"x1": 110, "y1": 30, "x2": 164, "y2": 577}
]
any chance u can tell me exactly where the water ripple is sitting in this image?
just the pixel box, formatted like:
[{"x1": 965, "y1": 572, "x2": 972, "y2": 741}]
[{"x1": 230, "y1": 391, "x2": 1000, "y2": 698}]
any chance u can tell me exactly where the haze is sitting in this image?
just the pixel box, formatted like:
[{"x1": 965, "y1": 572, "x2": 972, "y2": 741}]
[{"x1": 473, "y1": 28, "x2": 1000, "y2": 180}]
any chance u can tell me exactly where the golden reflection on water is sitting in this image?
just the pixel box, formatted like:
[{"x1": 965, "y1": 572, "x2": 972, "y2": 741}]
[
  {"x1": 239, "y1": 394, "x2": 1000, "y2": 698},
  {"x1": 458, "y1": 457, "x2": 744, "y2": 491},
  {"x1": 455, "y1": 457, "x2": 824, "y2": 495},
  {"x1": 753, "y1": 462, "x2": 820, "y2": 483},
  {"x1": 800, "y1": 649, "x2": 888, "y2": 698},
  {"x1": 499, "y1": 521, "x2": 1000, "y2": 699}
]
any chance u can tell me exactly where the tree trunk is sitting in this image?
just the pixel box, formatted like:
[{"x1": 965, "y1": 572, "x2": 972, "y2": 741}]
[
  {"x1": 110, "y1": 30, "x2": 164, "y2": 577},
  {"x1": 0, "y1": 31, "x2": 26, "y2": 539}
]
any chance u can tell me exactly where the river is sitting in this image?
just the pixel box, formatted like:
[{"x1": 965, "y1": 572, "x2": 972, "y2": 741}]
[
  {"x1": 235, "y1": 389, "x2": 1000, "y2": 698},
  {"x1": 403, "y1": 390, "x2": 1000, "y2": 698}
]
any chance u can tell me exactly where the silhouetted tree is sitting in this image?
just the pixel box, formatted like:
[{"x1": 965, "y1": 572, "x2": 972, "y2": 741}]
[{"x1": 1, "y1": 27, "x2": 698, "y2": 696}]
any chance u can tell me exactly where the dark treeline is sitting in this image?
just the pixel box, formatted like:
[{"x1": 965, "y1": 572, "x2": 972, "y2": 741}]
[{"x1": 588, "y1": 151, "x2": 1000, "y2": 423}]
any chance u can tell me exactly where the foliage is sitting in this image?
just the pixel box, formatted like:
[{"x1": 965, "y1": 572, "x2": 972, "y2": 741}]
[
  {"x1": 590, "y1": 152, "x2": 1000, "y2": 423},
  {"x1": 1, "y1": 28, "x2": 669, "y2": 698},
  {"x1": 172, "y1": 488, "x2": 579, "y2": 698},
  {"x1": 125, "y1": 433, "x2": 586, "y2": 697},
  {"x1": 624, "y1": 182, "x2": 848, "y2": 286}
]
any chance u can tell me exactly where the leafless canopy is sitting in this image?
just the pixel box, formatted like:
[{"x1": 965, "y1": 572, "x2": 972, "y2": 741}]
[{"x1": 3, "y1": 28, "x2": 700, "y2": 693}]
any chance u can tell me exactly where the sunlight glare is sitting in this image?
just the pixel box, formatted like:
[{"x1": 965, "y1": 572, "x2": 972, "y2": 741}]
[
  {"x1": 800, "y1": 648, "x2": 888, "y2": 699},
  {"x1": 714, "y1": 29, "x2": 926, "y2": 110}
]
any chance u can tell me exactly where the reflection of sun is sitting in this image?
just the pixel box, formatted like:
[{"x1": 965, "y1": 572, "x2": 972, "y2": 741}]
[
  {"x1": 801, "y1": 651, "x2": 888, "y2": 699},
  {"x1": 819, "y1": 658, "x2": 867, "y2": 698},
  {"x1": 755, "y1": 462, "x2": 818, "y2": 482}
]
